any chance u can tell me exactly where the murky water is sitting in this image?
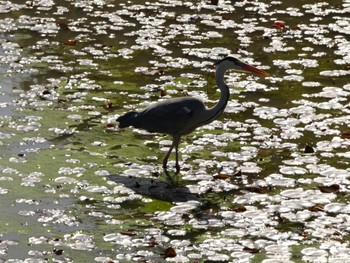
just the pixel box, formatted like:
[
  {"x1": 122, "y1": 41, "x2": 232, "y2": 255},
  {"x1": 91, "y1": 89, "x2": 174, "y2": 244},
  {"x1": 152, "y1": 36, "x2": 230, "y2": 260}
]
[{"x1": 1, "y1": 0, "x2": 350, "y2": 262}]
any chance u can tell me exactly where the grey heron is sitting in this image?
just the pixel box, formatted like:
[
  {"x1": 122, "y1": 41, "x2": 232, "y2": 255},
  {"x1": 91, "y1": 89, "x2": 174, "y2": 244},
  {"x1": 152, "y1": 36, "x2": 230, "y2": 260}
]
[{"x1": 117, "y1": 56, "x2": 269, "y2": 173}]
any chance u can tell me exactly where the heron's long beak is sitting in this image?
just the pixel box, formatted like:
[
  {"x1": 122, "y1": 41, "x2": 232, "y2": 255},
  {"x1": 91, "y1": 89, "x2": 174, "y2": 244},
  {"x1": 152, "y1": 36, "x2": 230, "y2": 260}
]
[{"x1": 240, "y1": 62, "x2": 270, "y2": 77}]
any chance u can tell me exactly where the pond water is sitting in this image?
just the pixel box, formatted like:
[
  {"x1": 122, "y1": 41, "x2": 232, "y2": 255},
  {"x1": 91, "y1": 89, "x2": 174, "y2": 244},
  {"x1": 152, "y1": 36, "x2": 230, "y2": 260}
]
[{"x1": 0, "y1": 0, "x2": 350, "y2": 262}]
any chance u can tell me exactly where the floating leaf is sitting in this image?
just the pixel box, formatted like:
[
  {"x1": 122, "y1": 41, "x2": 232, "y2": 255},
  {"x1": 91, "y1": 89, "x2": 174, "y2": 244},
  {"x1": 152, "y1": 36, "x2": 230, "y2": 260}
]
[
  {"x1": 65, "y1": 39, "x2": 76, "y2": 46},
  {"x1": 309, "y1": 204, "x2": 324, "y2": 212},
  {"x1": 243, "y1": 247, "x2": 260, "y2": 254},
  {"x1": 244, "y1": 186, "x2": 269, "y2": 194},
  {"x1": 120, "y1": 231, "x2": 137, "y2": 236},
  {"x1": 341, "y1": 132, "x2": 350, "y2": 139},
  {"x1": 233, "y1": 205, "x2": 247, "y2": 213},
  {"x1": 57, "y1": 21, "x2": 69, "y2": 30},
  {"x1": 318, "y1": 184, "x2": 340, "y2": 193},
  {"x1": 161, "y1": 247, "x2": 176, "y2": 258},
  {"x1": 272, "y1": 21, "x2": 286, "y2": 30},
  {"x1": 213, "y1": 174, "x2": 230, "y2": 180}
]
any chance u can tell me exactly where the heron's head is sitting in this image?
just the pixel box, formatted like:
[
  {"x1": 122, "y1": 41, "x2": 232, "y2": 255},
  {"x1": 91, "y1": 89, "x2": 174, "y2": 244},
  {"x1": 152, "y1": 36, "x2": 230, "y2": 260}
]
[{"x1": 214, "y1": 56, "x2": 270, "y2": 76}]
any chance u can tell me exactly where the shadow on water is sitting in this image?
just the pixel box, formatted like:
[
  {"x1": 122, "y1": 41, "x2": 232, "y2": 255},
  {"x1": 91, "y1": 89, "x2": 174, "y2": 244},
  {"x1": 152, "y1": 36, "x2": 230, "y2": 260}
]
[{"x1": 109, "y1": 172, "x2": 205, "y2": 203}]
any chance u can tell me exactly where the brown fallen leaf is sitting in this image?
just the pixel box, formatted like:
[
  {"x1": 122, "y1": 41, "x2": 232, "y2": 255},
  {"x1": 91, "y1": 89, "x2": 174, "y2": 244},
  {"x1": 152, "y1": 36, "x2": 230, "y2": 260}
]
[
  {"x1": 233, "y1": 205, "x2": 247, "y2": 213},
  {"x1": 213, "y1": 174, "x2": 230, "y2": 180},
  {"x1": 244, "y1": 186, "x2": 269, "y2": 194},
  {"x1": 120, "y1": 231, "x2": 137, "y2": 236},
  {"x1": 161, "y1": 247, "x2": 176, "y2": 258},
  {"x1": 58, "y1": 21, "x2": 69, "y2": 30},
  {"x1": 298, "y1": 231, "x2": 308, "y2": 238},
  {"x1": 341, "y1": 132, "x2": 350, "y2": 139},
  {"x1": 318, "y1": 184, "x2": 340, "y2": 193},
  {"x1": 243, "y1": 247, "x2": 260, "y2": 253},
  {"x1": 309, "y1": 204, "x2": 324, "y2": 212}
]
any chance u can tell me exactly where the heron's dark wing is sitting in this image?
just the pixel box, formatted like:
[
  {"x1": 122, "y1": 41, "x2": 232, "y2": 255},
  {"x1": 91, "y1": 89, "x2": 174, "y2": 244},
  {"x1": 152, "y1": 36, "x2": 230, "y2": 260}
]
[{"x1": 133, "y1": 97, "x2": 206, "y2": 134}]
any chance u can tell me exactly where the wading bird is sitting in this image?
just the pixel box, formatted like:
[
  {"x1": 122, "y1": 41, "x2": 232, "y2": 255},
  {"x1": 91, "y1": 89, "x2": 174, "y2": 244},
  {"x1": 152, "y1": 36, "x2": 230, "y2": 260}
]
[{"x1": 117, "y1": 56, "x2": 269, "y2": 173}]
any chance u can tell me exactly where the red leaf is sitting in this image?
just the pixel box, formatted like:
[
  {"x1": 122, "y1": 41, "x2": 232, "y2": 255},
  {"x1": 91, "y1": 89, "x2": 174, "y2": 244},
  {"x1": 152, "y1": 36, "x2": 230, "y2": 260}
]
[
  {"x1": 65, "y1": 39, "x2": 76, "y2": 46},
  {"x1": 213, "y1": 174, "x2": 230, "y2": 180},
  {"x1": 272, "y1": 21, "x2": 286, "y2": 30},
  {"x1": 341, "y1": 132, "x2": 350, "y2": 139}
]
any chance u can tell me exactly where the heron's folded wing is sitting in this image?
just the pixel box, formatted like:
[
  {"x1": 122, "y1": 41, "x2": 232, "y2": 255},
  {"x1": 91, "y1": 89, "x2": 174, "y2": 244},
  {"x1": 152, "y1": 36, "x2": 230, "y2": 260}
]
[{"x1": 135, "y1": 97, "x2": 205, "y2": 134}]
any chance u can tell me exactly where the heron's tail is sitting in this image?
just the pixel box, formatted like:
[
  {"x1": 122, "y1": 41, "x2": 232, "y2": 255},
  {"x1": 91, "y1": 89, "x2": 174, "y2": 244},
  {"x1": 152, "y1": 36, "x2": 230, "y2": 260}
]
[{"x1": 117, "y1": 111, "x2": 138, "y2": 128}]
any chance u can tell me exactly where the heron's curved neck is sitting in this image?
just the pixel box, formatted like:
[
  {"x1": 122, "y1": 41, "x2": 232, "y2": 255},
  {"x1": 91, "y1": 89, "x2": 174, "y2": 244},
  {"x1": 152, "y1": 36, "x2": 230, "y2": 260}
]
[{"x1": 201, "y1": 64, "x2": 230, "y2": 125}]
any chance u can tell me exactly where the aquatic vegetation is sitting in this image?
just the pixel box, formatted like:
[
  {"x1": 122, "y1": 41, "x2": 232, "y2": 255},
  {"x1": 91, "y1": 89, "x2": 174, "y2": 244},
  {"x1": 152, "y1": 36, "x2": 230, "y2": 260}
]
[{"x1": 0, "y1": 0, "x2": 349, "y2": 262}]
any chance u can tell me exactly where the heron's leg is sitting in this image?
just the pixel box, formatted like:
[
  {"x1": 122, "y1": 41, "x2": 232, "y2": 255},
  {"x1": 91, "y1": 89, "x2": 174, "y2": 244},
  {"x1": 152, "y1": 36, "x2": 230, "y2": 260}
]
[
  {"x1": 162, "y1": 137, "x2": 176, "y2": 169},
  {"x1": 162, "y1": 135, "x2": 181, "y2": 173},
  {"x1": 174, "y1": 135, "x2": 181, "y2": 174}
]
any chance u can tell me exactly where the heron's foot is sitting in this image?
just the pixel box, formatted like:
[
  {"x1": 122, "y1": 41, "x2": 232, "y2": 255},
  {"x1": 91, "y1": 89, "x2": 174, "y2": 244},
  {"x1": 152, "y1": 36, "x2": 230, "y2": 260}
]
[
  {"x1": 162, "y1": 159, "x2": 168, "y2": 170},
  {"x1": 175, "y1": 163, "x2": 180, "y2": 174},
  {"x1": 162, "y1": 160, "x2": 180, "y2": 174}
]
